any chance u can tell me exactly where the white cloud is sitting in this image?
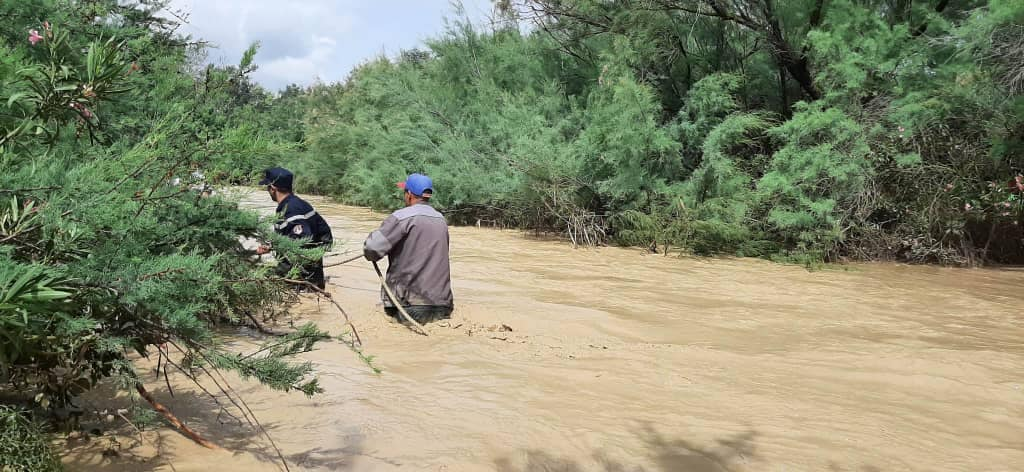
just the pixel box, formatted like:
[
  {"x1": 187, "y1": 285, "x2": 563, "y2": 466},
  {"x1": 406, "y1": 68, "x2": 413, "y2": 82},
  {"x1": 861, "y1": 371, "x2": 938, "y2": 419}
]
[
  {"x1": 255, "y1": 33, "x2": 338, "y2": 86},
  {"x1": 163, "y1": 0, "x2": 495, "y2": 90}
]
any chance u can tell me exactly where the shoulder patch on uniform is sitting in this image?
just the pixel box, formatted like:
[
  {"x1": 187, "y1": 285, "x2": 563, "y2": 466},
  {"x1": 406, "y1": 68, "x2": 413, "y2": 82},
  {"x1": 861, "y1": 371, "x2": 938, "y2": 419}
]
[{"x1": 293, "y1": 225, "x2": 304, "y2": 235}]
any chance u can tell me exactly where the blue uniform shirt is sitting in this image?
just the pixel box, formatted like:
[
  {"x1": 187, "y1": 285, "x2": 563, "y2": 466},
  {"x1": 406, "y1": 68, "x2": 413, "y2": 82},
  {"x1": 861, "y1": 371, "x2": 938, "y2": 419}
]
[{"x1": 274, "y1": 194, "x2": 333, "y2": 247}]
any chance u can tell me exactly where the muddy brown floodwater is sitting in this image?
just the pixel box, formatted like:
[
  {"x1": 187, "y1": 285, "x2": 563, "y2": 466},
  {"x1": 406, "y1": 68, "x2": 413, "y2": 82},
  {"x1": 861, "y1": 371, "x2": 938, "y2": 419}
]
[{"x1": 62, "y1": 190, "x2": 1024, "y2": 472}]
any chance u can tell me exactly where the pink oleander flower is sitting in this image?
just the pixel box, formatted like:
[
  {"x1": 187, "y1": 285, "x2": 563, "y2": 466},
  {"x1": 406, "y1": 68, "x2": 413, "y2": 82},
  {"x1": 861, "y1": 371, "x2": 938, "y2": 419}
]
[
  {"x1": 28, "y1": 29, "x2": 42, "y2": 45},
  {"x1": 964, "y1": 203, "x2": 973, "y2": 211},
  {"x1": 1004, "y1": 201, "x2": 1012, "y2": 208}
]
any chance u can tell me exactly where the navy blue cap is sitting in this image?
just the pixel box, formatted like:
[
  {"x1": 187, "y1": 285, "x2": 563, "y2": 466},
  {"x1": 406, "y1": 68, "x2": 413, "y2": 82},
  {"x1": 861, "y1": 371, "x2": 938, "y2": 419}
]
[
  {"x1": 396, "y1": 173, "x2": 433, "y2": 197},
  {"x1": 259, "y1": 167, "x2": 293, "y2": 190}
]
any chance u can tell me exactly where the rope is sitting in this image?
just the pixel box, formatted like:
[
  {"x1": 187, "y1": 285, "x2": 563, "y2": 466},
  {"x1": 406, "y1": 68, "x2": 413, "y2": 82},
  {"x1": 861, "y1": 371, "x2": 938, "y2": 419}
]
[
  {"x1": 372, "y1": 261, "x2": 429, "y2": 336},
  {"x1": 323, "y1": 253, "x2": 364, "y2": 268},
  {"x1": 322, "y1": 252, "x2": 429, "y2": 336}
]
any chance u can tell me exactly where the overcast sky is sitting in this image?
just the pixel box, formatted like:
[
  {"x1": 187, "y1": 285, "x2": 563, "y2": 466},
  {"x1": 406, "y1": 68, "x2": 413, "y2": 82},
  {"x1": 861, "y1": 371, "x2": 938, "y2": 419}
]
[{"x1": 164, "y1": 0, "x2": 496, "y2": 91}]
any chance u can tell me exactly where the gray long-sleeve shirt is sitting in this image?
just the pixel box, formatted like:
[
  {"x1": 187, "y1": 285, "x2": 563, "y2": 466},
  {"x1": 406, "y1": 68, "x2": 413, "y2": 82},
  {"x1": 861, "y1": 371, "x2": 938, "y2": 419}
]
[{"x1": 363, "y1": 203, "x2": 453, "y2": 308}]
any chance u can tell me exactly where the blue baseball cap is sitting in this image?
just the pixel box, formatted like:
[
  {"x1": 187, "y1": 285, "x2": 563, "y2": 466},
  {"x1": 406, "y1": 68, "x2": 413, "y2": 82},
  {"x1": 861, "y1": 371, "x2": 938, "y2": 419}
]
[
  {"x1": 259, "y1": 167, "x2": 293, "y2": 190},
  {"x1": 396, "y1": 173, "x2": 433, "y2": 197}
]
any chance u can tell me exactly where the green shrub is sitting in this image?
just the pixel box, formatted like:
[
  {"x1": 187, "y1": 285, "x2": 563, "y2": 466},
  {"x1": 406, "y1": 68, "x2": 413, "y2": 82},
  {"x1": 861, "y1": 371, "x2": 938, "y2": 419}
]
[{"x1": 0, "y1": 406, "x2": 62, "y2": 472}]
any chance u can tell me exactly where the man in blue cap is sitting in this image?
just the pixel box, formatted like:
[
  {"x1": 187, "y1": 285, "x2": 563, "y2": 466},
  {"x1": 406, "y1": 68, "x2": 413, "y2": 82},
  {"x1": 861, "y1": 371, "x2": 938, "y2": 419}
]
[
  {"x1": 256, "y1": 167, "x2": 333, "y2": 290},
  {"x1": 363, "y1": 173, "x2": 454, "y2": 324}
]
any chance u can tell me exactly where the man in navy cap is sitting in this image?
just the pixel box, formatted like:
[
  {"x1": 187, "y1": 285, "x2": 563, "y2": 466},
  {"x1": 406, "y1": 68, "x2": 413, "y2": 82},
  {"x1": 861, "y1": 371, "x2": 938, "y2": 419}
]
[
  {"x1": 363, "y1": 173, "x2": 454, "y2": 324},
  {"x1": 256, "y1": 167, "x2": 333, "y2": 290}
]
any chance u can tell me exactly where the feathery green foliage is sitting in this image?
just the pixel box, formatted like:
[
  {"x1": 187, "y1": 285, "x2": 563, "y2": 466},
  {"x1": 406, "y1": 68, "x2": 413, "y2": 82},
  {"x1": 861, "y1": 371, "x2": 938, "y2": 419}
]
[
  {"x1": 0, "y1": 1, "x2": 340, "y2": 466},
  {"x1": 283, "y1": 0, "x2": 1024, "y2": 264}
]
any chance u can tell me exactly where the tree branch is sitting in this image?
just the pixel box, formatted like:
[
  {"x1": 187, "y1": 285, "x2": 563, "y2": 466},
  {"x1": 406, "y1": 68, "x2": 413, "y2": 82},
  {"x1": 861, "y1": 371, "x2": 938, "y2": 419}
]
[
  {"x1": 135, "y1": 382, "x2": 222, "y2": 450},
  {"x1": 0, "y1": 186, "x2": 63, "y2": 194}
]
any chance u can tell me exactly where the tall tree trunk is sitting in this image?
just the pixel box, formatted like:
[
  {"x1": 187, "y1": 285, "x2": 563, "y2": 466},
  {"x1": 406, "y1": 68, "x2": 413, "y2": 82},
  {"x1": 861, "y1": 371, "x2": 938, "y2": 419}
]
[
  {"x1": 714, "y1": 22, "x2": 726, "y2": 71},
  {"x1": 763, "y1": 1, "x2": 822, "y2": 100},
  {"x1": 779, "y1": 63, "x2": 791, "y2": 118}
]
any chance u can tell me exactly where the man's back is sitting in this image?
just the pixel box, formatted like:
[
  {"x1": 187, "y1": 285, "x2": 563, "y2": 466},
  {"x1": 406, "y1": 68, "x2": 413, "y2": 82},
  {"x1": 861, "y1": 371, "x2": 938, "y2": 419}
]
[{"x1": 366, "y1": 203, "x2": 453, "y2": 308}]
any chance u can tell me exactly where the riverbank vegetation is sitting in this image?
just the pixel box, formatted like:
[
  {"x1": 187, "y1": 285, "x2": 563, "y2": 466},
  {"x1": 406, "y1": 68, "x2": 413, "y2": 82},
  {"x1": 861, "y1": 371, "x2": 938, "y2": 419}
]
[
  {"x1": 0, "y1": 1, "x2": 348, "y2": 468},
  {"x1": 281, "y1": 0, "x2": 1024, "y2": 266}
]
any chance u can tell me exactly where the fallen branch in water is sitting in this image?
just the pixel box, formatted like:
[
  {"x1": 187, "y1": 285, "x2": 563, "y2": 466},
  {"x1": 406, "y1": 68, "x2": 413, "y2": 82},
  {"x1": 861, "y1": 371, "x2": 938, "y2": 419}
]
[
  {"x1": 163, "y1": 340, "x2": 292, "y2": 471},
  {"x1": 135, "y1": 382, "x2": 222, "y2": 450},
  {"x1": 191, "y1": 347, "x2": 291, "y2": 472}
]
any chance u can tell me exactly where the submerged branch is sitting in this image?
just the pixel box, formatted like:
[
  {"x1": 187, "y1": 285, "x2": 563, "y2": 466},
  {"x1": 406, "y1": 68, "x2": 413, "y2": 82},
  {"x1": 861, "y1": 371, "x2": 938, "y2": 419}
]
[{"x1": 134, "y1": 382, "x2": 222, "y2": 450}]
